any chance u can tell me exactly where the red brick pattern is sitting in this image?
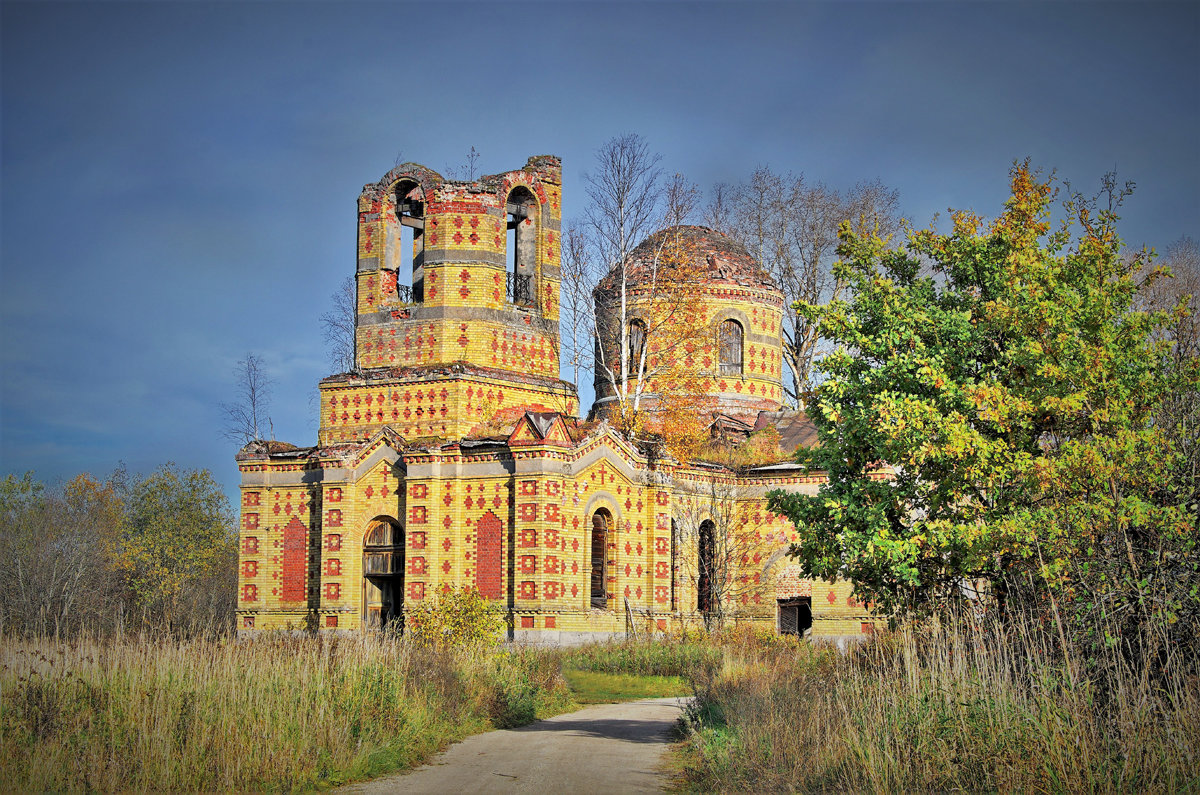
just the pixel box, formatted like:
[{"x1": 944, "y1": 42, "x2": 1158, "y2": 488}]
[
  {"x1": 476, "y1": 511, "x2": 503, "y2": 599},
  {"x1": 281, "y1": 516, "x2": 307, "y2": 603}
]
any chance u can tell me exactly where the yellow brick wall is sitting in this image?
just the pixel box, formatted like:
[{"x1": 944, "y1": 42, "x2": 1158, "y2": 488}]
[
  {"x1": 614, "y1": 283, "x2": 787, "y2": 413},
  {"x1": 237, "y1": 451, "x2": 882, "y2": 639},
  {"x1": 235, "y1": 476, "x2": 321, "y2": 632},
  {"x1": 318, "y1": 374, "x2": 578, "y2": 444}
]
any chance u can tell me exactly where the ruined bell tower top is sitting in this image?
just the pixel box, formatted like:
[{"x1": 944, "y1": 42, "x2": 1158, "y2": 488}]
[{"x1": 316, "y1": 155, "x2": 577, "y2": 445}]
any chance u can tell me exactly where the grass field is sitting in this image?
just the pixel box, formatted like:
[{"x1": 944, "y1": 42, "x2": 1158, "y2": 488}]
[
  {"x1": 8, "y1": 622, "x2": 1190, "y2": 792},
  {"x1": 676, "y1": 621, "x2": 1200, "y2": 793},
  {"x1": 0, "y1": 633, "x2": 575, "y2": 790}
]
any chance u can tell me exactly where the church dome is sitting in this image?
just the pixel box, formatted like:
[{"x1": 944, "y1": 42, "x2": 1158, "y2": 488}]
[
  {"x1": 595, "y1": 225, "x2": 778, "y2": 294},
  {"x1": 591, "y1": 225, "x2": 786, "y2": 423}
]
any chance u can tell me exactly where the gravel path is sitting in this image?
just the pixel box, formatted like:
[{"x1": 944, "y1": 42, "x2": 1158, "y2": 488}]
[{"x1": 338, "y1": 696, "x2": 690, "y2": 794}]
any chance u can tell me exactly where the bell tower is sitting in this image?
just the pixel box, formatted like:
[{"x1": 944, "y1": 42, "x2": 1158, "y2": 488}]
[{"x1": 318, "y1": 156, "x2": 578, "y2": 444}]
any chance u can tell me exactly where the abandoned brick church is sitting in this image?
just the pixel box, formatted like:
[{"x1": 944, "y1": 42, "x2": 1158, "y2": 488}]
[{"x1": 235, "y1": 155, "x2": 879, "y2": 642}]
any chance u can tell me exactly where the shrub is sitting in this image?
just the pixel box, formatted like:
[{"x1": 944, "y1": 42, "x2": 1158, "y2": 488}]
[{"x1": 407, "y1": 586, "x2": 504, "y2": 650}]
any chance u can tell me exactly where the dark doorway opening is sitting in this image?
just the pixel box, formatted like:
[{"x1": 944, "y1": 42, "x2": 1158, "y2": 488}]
[
  {"x1": 363, "y1": 518, "x2": 404, "y2": 632},
  {"x1": 778, "y1": 597, "x2": 812, "y2": 636}
]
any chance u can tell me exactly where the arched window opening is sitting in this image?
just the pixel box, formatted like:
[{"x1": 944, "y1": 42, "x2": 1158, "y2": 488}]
[
  {"x1": 393, "y1": 182, "x2": 425, "y2": 303},
  {"x1": 505, "y1": 187, "x2": 537, "y2": 307},
  {"x1": 718, "y1": 320, "x2": 743, "y2": 376},
  {"x1": 670, "y1": 519, "x2": 679, "y2": 612},
  {"x1": 363, "y1": 517, "x2": 404, "y2": 631},
  {"x1": 591, "y1": 509, "x2": 611, "y2": 608},
  {"x1": 627, "y1": 320, "x2": 647, "y2": 379},
  {"x1": 698, "y1": 519, "x2": 715, "y2": 614}
]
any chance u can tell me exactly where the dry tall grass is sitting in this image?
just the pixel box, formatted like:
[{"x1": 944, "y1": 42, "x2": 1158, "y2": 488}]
[
  {"x1": 682, "y1": 616, "x2": 1200, "y2": 792},
  {"x1": 0, "y1": 632, "x2": 573, "y2": 790}
]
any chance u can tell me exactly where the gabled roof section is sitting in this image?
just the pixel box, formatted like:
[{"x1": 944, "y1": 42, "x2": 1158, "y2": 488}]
[{"x1": 508, "y1": 411, "x2": 574, "y2": 447}]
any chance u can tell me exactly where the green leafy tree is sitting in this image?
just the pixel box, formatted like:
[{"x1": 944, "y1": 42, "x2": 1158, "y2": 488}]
[
  {"x1": 119, "y1": 464, "x2": 237, "y2": 632},
  {"x1": 768, "y1": 164, "x2": 1198, "y2": 658}
]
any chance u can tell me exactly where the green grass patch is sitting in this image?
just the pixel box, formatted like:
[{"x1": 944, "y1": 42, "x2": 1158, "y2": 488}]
[
  {"x1": 562, "y1": 637, "x2": 720, "y2": 677},
  {"x1": 562, "y1": 668, "x2": 690, "y2": 704}
]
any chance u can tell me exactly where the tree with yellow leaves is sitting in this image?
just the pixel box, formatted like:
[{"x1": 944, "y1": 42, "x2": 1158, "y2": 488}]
[{"x1": 769, "y1": 163, "x2": 1199, "y2": 665}]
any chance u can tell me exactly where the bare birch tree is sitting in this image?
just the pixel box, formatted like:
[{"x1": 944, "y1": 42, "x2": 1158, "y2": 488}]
[
  {"x1": 712, "y1": 167, "x2": 903, "y2": 406},
  {"x1": 320, "y1": 275, "x2": 357, "y2": 373},
  {"x1": 221, "y1": 352, "x2": 273, "y2": 446},
  {"x1": 559, "y1": 223, "x2": 598, "y2": 393},
  {"x1": 583, "y1": 133, "x2": 664, "y2": 422}
]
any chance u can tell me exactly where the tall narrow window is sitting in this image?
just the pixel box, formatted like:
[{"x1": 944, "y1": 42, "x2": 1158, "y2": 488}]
[
  {"x1": 591, "y1": 510, "x2": 610, "y2": 608},
  {"x1": 505, "y1": 187, "x2": 537, "y2": 307},
  {"x1": 394, "y1": 182, "x2": 424, "y2": 303},
  {"x1": 698, "y1": 519, "x2": 715, "y2": 613},
  {"x1": 627, "y1": 320, "x2": 647, "y2": 378},
  {"x1": 718, "y1": 320, "x2": 743, "y2": 375},
  {"x1": 670, "y1": 519, "x2": 678, "y2": 612}
]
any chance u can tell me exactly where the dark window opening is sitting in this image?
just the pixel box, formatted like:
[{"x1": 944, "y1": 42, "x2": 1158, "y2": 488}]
[
  {"x1": 698, "y1": 519, "x2": 715, "y2": 613},
  {"x1": 394, "y1": 182, "x2": 424, "y2": 303},
  {"x1": 591, "y1": 510, "x2": 610, "y2": 608},
  {"x1": 505, "y1": 187, "x2": 537, "y2": 307},
  {"x1": 670, "y1": 519, "x2": 678, "y2": 612},
  {"x1": 719, "y1": 320, "x2": 744, "y2": 376},
  {"x1": 363, "y1": 518, "x2": 404, "y2": 632},
  {"x1": 778, "y1": 597, "x2": 812, "y2": 636},
  {"x1": 628, "y1": 319, "x2": 647, "y2": 379}
]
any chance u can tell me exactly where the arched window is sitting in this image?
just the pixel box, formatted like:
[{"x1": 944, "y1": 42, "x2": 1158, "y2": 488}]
[
  {"x1": 393, "y1": 181, "x2": 424, "y2": 303},
  {"x1": 698, "y1": 519, "x2": 715, "y2": 613},
  {"x1": 505, "y1": 187, "x2": 537, "y2": 307},
  {"x1": 670, "y1": 518, "x2": 679, "y2": 612},
  {"x1": 718, "y1": 320, "x2": 743, "y2": 375},
  {"x1": 591, "y1": 510, "x2": 611, "y2": 608},
  {"x1": 363, "y1": 517, "x2": 404, "y2": 631},
  {"x1": 627, "y1": 320, "x2": 647, "y2": 376}
]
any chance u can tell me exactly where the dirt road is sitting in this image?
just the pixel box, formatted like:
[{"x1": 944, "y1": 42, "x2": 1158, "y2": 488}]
[{"x1": 338, "y1": 696, "x2": 689, "y2": 794}]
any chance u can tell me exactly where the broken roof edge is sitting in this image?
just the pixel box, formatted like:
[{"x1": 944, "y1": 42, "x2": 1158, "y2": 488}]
[
  {"x1": 319, "y1": 361, "x2": 579, "y2": 394},
  {"x1": 365, "y1": 156, "x2": 562, "y2": 201}
]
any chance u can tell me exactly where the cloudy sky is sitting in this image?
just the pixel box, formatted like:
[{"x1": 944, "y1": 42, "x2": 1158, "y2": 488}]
[{"x1": 2, "y1": 0, "x2": 1197, "y2": 506}]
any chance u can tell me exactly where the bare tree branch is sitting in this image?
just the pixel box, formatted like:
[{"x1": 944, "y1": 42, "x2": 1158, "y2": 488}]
[
  {"x1": 320, "y1": 275, "x2": 357, "y2": 373},
  {"x1": 221, "y1": 353, "x2": 273, "y2": 446},
  {"x1": 720, "y1": 167, "x2": 903, "y2": 405}
]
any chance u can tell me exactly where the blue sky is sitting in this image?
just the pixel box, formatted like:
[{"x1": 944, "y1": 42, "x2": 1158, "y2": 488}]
[{"x1": 2, "y1": 1, "x2": 1197, "y2": 507}]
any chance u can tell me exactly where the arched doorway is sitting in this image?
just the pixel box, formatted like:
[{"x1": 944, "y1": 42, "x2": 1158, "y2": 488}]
[
  {"x1": 363, "y1": 517, "x2": 404, "y2": 631},
  {"x1": 591, "y1": 509, "x2": 611, "y2": 608},
  {"x1": 698, "y1": 519, "x2": 715, "y2": 614}
]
